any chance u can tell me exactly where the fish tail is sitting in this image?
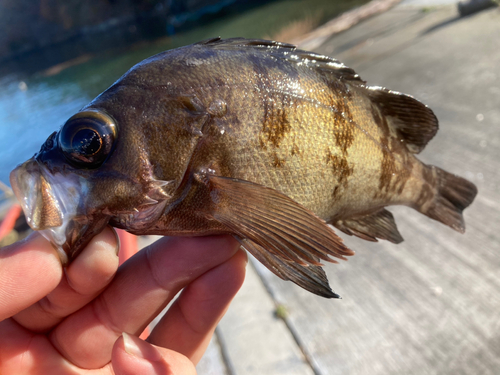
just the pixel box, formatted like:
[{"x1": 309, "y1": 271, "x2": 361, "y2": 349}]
[{"x1": 418, "y1": 165, "x2": 477, "y2": 233}]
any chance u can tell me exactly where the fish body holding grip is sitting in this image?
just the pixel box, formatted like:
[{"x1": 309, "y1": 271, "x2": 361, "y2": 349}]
[{"x1": 10, "y1": 38, "x2": 477, "y2": 298}]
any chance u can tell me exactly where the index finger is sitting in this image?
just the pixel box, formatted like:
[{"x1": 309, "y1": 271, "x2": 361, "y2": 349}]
[
  {"x1": 50, "y1": 235, "x2": 242, "y2": 369},
  {"x1": 13, "y1": 227, "x2": 119, "y2": 332},
  {"x1": 0, "y1": 232, "x2": 62, "y2": 321}
]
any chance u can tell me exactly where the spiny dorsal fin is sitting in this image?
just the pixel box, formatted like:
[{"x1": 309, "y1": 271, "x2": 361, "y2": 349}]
[
  {"x1": 365, "y1": 86, "x2": 439, "y2": 154},
  {"x1": 196, "y1": 37, "x2": 296, "y2": 49},
  {"x1": 333, "y1": 208, "x2": 404, "y2": 244}
]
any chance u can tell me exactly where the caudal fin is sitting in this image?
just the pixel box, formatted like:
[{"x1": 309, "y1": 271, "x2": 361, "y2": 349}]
[{"x1": 424, "y1": 166, "x2": 477, "y2": 233}]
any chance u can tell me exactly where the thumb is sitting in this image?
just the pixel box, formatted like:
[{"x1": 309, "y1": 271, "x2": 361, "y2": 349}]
[{"x1": 112, "y1": 333, "x2": 197, "y2": 375}]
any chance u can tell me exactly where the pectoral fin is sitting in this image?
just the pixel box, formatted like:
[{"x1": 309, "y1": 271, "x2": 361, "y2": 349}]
[
  {"x1": 333, "y1": 208, "x2": 404, "y2": 244},
  {"x1": 195, "y1": 172, "x2": 354, "y2": 297}
]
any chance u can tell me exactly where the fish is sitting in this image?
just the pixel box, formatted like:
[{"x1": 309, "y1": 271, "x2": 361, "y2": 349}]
[{"x1": 10, "y1": 38, "x2": 477, "y2": 298}]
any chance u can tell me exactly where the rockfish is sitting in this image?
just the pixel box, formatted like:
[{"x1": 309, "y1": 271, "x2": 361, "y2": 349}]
[{"x1": 10, "y1": 38, "x2": 477, "y2": 298}]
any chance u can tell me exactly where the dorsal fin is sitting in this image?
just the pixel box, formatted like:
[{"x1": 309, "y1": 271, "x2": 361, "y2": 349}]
[
  {"x1": 365, "y1": 86, "x2": 439, "y2": 154},
  {"x1": 196, "y1": 37, "x2": 296, "y2": 49}
]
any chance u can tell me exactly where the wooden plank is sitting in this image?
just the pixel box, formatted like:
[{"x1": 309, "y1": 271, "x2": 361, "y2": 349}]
[
  {"x1": 316, "y1": 6, "x2": 429, "y2": 60},
  {"x1": 197, "y1": 334, "x2": 229, "y2": 375},
  {"x1": 251, "y1": 4, "x2": 500, "y2": 375},
  {"x1": 217, "y1": 261, "x2": 315, "y2": 375}
]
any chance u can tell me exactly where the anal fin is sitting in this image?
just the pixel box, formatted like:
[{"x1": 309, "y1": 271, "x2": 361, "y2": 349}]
[{"x1": 333, "y1": 208, "x2": 404, "y2": 244}]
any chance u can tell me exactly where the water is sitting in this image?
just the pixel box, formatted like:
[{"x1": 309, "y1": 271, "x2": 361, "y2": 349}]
[{"x1": 0, "y1": 0, "x2": 368, "y2": 185}]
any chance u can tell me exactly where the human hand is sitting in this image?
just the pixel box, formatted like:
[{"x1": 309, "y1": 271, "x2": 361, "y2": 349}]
[{"x1": 0, "y1": 228, "x2": 247, "y2": 374}]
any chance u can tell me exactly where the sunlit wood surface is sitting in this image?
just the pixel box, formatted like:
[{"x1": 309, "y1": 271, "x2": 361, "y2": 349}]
[{"x1": 191, "y1": 4, "x2": 500, "y2": 374}]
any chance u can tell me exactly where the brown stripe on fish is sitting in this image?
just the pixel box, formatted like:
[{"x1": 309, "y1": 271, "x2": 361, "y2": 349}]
[
  {"x1": 272, "y1": 151, "x2": 286, "y2": 168},
  {"x1": 371, "y1": 105, "x2": 393, "y2": 197},
  {"x1": 372, "y1": 103, "x2": 413, "y2": 198},
  {"x1": 213, "y1": 77, "x2": 229, "y2": 91},
  {"x1": 415, "y1": 165, "x2": 437, "y2": 208},
  {"x1": 325, "y1": 78, "x2": 353, "y2": 101},
  {"x1": 247, "y1": 50, "x2": 302, "y2": 83},
  {"x1": 333, "y1": 112, "x2": 354, "y2": 155},
  {"x1": 377, "y1": 138, "x2": 413, "y2": 198},
  {"x1": 371, "y1": 104, "x2": 390, "y2": 137},
  {"x1": 327, "y1": 81, "x2": 355, "y2": 155},
  {"x1": 248, "y1": 53, "x2": 271, "y2": 85},
  {"x1": 290, "y1": 143, "x2": 301, "y2": 157},
  {"x1": 249, "y1": 52, "x2": 301, "y2": 152},
  {"x1": 259, "y1": 95, "x2": 292, "y2": 149},
  {"x1": 389, "y1": 137, "x2": 413, "y2": 195},
  {"x1": 326, "y1": 147, "x2": 353, "y2": 198},
  {"x1": 247, "y1": 51, "x2": 300, "y2": 90},
  {"x1": 378, "y1": 139, "x2": 397, "y2": 196}
]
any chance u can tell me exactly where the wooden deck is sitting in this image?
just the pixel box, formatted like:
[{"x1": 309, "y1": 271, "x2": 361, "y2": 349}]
[{"x1": 169, "y1": 3, "x2": 500, "y2": 374}]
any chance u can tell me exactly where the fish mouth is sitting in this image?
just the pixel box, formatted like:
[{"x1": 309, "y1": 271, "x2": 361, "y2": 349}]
[{"x1": 10, "y1": 158, "x2": 88, "y2": 264}]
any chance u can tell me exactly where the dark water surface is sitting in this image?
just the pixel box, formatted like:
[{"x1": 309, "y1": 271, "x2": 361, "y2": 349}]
[{"x1": 0, "y1": 0, "x2": 368, "y2": 185}]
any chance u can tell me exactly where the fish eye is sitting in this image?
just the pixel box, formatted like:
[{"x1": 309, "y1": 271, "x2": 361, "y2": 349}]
[{"x1": 59, "y1": 109, "x2": 117, "y2": 168}]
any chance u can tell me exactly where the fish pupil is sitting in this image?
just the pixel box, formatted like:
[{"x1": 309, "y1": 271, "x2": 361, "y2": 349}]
[{"x1": 72, "y1": 129, "x2": 102, "y2": 156}]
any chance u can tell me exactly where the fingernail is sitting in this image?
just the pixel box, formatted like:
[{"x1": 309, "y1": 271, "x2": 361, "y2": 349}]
[
  {"x1": 122, "y1": 332, "x2": 162, "y2": 362},
  {"x1": 108, "y1": 226, "x2": 120, "y2": 256},
  {"x1": 243, "y1": 249, "x2": 249, "y2": 265}
]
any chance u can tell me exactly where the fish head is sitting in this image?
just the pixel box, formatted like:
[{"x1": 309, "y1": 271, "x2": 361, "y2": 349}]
[
  {"x1": 10, "y1": 109, "x2": 116, "y2": 262},
  {"x1": 9, "y1": 49, "x2": 220, "y2": 264},
  {"x1": 9, "y1": 93, "x2": 184, "y2": 263}
]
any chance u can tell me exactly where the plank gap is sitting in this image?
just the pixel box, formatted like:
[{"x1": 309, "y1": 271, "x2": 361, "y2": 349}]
[{"x1": 249, "y1": 256, "x2": 322, "y2": 375}]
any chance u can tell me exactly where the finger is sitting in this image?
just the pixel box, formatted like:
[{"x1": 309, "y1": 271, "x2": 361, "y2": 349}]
[
  {"x1": 0, "y1": 318, "x2": 115, "y2": 374},
  {"x1": 148, "y1": 248, "x2": 247, "y2": 364},
  {"x1": 0, "y1": 232, "x2": 62, "y2": 321},
  {"x1": 13, "y1": 227, "x2": 119, "y2": 332},
  {"x1": 0, "y1": 318, "x2": 71, "y2": 374},
  {"x1": 50, "y1": 235, "x2": 241, "y2": 369},
  {"x1": 112, "y1": 333, "x2": 196, "y2": 375}
]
